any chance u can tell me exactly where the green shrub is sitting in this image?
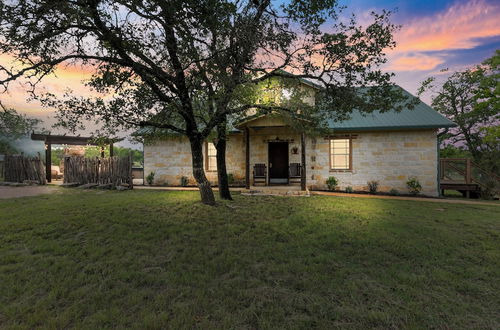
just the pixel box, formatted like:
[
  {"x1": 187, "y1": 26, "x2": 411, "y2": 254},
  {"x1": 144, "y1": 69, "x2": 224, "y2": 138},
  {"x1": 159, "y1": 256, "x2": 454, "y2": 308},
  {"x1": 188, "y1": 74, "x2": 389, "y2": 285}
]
[
  {"x1": 227, "y1": 173, "x2": 235, "y2": 184},
  {"x1": 326, "y1": 176, "x2": 339, "y2": 191},
  {"x1": 146, "y1": 171, "x2": 155, "y2": 185},
  {"x1": 406, "y1": 177, "x2": 422, "y2": 195},
  {"x1": 367, "y1": 180, "x2": 379, "y2": 194},
  {"x1": 345, "y1": 186, "x2": 353, "y2": 193},
  {"x1": 389, "y1": 188, "x2": 399, "y2": 196},
  {"x1": 180, "y1": 176, "x2": 189, "y2": 187},
  {"x1": 480, "y1": 179, "x2": 497, "y2": 200}
]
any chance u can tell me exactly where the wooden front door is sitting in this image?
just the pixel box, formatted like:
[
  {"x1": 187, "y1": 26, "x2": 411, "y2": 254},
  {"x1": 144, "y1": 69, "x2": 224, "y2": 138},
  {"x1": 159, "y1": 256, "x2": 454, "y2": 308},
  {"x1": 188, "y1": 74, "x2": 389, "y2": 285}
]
[{"x1": 268, "y1": 142, "x2": 289, "y2": 184}]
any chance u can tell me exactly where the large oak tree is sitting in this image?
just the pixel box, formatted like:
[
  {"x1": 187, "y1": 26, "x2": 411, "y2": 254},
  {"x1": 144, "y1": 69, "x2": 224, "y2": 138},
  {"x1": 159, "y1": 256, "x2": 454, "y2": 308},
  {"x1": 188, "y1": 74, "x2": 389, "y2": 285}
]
[
  {"x1": 419, "y1": 50, "x2": 499, "y2": 169},
  {"x1": 0, "y1": 0, "x2": 412, "y2": 204}
]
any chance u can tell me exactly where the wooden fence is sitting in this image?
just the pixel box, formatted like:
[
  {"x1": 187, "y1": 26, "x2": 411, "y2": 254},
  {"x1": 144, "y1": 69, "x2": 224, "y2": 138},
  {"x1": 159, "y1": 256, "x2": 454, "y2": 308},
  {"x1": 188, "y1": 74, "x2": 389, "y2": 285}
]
[
  {"x1": 439, "y1": 158, "x2": 500, "y2": 196},
  {"x1": 63, "y1": 155, "x2": 132, "y2": 187},
  {"x1": 4, "y1": 154, "x2": 46, "y2": 184}
]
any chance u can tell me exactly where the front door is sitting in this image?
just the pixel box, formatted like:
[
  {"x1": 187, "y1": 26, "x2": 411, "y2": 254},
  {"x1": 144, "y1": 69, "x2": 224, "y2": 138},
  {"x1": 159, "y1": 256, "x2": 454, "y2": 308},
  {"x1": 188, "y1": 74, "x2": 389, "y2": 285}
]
[{"x1": 268, "y1": 142, "x2": 289, "y2": 184}]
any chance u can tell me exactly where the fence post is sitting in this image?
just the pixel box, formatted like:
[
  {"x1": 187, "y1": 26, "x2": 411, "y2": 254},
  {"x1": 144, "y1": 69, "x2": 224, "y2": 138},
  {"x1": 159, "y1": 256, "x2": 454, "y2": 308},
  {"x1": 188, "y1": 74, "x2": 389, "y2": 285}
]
[
  {"x1": 466, "y1": 158, "x2": 472, "y2": 184},
  {"x1": 129, "y1": 152, "x2": 133, "y2": 189}
]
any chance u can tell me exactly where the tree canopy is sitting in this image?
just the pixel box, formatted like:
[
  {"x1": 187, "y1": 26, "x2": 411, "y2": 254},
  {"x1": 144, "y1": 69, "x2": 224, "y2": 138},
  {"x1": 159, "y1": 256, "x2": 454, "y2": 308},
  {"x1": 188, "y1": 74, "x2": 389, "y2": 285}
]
[
  {"x1": 419, "y1": 50, "x2": 499, "y2": 161},
  {"x1": 0, "y1": 103, "x2": 41, "y2": 154},
  {"x1": 0, "y1": 0, "x2": 414, "y2": 204}
]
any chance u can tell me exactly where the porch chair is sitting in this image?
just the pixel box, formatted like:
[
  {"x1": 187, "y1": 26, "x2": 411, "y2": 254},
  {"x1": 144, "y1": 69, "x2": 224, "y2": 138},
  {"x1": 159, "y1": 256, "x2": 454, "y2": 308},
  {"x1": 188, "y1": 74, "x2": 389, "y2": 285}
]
[
  {"x1": 253, "y1": 163, "x2": 267, "y2": 185},
  {"x1": 289, "y1": 163, "x2": 302, "y2": 184}
]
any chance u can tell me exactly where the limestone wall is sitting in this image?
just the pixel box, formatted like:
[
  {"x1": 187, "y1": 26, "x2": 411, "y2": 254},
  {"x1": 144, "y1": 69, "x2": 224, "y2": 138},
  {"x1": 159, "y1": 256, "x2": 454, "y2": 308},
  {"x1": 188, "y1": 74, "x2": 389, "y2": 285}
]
[
  {"x1": 144, "y1": 135, "x2": 245, "y2": 186},
  {"x1": 308, "y1": 130, "x2": 439, "y2": 196},
  {"x1": 144, "y1": 129, "x2": 439, "y2": 196}
]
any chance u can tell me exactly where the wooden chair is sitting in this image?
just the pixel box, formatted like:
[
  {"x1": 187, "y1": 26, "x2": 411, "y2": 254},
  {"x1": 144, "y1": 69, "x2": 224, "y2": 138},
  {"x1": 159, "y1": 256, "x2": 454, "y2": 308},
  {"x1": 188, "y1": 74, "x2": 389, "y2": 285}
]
[
  {"x1": 253, "y1": 163, "x2": 267, "y2": 185},
  {"x1": 289, "y1": 163, "x2": 302, "y2": 184}
]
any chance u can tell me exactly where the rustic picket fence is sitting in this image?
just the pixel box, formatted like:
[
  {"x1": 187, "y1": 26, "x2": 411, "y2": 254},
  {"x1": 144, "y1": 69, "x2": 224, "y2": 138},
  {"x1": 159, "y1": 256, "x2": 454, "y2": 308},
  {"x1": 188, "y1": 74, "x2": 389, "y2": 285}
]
[
  {"x1": 4, "y1": 154, "x2": 46, "y2": 184},
  {"x1": 63, "y1": 155, "x2": 132, "y2": 187}
]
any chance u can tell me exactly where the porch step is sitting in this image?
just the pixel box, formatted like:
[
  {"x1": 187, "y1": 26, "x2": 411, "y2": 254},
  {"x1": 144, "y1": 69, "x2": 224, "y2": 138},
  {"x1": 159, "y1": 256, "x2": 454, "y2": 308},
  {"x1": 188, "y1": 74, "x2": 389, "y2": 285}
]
[{"x1": 241, "y1": 189, "x2": 310, "y2": 196}]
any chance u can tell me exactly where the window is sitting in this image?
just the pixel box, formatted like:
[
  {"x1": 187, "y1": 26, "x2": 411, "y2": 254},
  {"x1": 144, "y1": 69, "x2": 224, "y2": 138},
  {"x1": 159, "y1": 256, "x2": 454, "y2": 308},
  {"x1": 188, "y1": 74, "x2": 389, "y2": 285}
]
[
  {"x1": 329, "y1": 138, "x2": 351, "y2": 170},
  {"x1": 206, "y1": 142, "x2": 217, "y2": 171}
]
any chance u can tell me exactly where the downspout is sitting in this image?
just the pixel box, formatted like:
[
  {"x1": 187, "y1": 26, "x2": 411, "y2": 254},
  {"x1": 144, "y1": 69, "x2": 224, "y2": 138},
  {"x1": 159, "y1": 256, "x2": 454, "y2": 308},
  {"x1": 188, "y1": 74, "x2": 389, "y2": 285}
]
[
  {"x1": 437, "y1": 133, "x2": 440, "y2": 197},
  {"x1": 436, "y1": 128, "x2": 448, "y2": 197},
  {"x1": 142, "y1": 142, "x2": 145, "y2": 185}
]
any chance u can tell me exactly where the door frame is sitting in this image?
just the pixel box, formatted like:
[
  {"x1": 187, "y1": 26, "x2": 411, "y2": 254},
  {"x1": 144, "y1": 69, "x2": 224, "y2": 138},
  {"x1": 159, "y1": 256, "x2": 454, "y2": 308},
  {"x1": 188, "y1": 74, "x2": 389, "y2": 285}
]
[{"x1": 267, "y1": 142, "x2": 289, "y2": 185}]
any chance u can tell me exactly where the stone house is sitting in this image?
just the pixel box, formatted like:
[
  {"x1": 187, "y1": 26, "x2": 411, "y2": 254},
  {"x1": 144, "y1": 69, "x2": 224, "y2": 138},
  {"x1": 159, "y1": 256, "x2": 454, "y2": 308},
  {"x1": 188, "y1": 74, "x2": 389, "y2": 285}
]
[{"x1": 140, "y1": 82, "x2": 455, "y2": 196}]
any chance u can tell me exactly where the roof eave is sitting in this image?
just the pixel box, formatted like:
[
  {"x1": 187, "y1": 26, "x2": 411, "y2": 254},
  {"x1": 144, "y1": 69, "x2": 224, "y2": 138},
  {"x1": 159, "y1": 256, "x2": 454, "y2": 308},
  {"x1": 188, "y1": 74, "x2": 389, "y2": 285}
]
[{"x1": 330, "y1": 123, "x2": 457, "y2": 131}]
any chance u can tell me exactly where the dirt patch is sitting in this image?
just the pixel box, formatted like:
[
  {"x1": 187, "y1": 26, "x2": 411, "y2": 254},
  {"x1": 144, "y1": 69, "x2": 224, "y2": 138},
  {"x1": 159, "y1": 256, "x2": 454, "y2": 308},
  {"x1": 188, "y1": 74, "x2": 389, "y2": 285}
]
[{"x1": 0, "y1": 186, "x2": 61, "y2": 199}]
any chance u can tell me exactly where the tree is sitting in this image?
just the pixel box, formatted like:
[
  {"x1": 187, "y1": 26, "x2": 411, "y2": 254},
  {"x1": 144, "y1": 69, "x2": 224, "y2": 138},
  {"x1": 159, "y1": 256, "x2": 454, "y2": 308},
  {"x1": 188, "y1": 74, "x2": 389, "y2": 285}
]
[
  {"x1": 0, "y1": 103, "x2": 40, "y2": 154},
  {"x1": 419, "y1": 50, "x2": 499, "y2": 162},
  {"x1": 1, "y1": 0, "x2": 412, "y2": 205}
]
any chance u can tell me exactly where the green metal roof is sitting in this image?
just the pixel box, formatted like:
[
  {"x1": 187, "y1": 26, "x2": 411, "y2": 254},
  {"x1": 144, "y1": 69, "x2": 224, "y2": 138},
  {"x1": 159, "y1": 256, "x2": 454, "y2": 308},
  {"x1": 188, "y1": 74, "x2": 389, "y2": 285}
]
[
  {"x1": 134, "y1": 84, "x2": 456, "y2": 136},
  {"x1": 327, "y1": 96, "x2": 456, "y2": 131}
]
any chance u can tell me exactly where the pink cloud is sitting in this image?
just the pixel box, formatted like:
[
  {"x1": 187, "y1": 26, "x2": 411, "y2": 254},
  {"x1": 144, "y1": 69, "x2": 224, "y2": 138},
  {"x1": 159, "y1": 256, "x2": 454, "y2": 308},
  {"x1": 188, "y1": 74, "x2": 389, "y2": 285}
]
[
  {"x1": 385, "y1": 0, "x2": 500, "y2": 72},
  {"x1": 396, "y1": 0, "x2": 500, "y2": 53},
  {"x1": 0, "y1": 53, "x2": 98, "y2": 112},
  {"x1": 389, "y1": 54, "x2": 445, "y2": 71}
]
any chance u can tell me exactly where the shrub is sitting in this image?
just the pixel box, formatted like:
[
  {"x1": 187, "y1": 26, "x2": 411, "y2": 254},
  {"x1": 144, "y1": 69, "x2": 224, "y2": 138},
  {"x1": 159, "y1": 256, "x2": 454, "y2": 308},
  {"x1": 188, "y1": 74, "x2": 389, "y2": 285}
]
[
  {"x1": 480, "y1": 179, "x2": 496, "y2": 200},
  {"x1": 367, "y1": 180, "x2": 379, "y2": 194},
  {"x1": 389, "y1": 188, "x2": 399, "y2": 196},
  {"x1": 326, "y1": 176, "x2": 339, "y2": 191},
  {"x1": 146, "y1": 171, "x2": 155, "y2": 185},
  {"x1": 180, "y1": 176, "x2": 189, "y2": 187},
  {"x1": 345, "y1": 186, "x2": 353, "y2": 193},
  {"x1": 227, "y1": 173, "x2": 235, "y2": 184},
  {"x1": 406, "y1": 177, "x2": 422, "y2": 195}
]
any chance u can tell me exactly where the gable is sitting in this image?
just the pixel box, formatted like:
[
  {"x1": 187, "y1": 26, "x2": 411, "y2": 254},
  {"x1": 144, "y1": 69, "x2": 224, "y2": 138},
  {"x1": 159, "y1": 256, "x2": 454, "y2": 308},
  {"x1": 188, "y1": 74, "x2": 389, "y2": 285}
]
[{"x1": 238, "y1": 115, "x2": 288, "y2": 128}]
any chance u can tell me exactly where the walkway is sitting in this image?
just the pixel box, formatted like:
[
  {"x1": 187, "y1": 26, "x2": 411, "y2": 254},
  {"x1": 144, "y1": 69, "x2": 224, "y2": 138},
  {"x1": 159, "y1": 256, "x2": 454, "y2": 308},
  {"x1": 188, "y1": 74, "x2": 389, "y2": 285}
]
[{"x1": 0, "y1": 185, "x2": 60, "y2": 199}]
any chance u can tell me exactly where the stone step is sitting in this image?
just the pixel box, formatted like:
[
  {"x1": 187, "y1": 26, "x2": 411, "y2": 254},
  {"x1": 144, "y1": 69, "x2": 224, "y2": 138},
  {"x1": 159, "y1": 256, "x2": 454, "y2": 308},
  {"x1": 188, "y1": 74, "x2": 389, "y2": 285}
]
[{"x1": 241, "y1": 189, "x2": 309, "y2": 196}]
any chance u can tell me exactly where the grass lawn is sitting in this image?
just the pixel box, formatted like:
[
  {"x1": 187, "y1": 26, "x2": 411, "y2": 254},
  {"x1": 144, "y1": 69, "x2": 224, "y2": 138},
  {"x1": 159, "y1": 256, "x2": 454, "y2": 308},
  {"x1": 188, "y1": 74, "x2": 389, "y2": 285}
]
[{"x1": 1, "y1": 190, "x2": 499, "y2": 329}]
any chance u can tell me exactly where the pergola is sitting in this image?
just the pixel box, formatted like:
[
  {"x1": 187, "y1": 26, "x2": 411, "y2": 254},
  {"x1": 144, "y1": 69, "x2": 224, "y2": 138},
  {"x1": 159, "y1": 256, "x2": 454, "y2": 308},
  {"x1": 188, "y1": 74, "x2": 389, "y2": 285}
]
[{"x1": 31, "y1": 132, "x2": 122, "y2": 182}]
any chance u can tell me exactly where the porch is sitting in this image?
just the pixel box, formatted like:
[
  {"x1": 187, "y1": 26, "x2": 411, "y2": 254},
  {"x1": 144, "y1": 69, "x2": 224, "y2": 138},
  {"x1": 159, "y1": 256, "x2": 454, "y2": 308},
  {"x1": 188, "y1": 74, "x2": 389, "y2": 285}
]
[{"x1": 238, "y1": 115, "x2": 307, "y2": 191}]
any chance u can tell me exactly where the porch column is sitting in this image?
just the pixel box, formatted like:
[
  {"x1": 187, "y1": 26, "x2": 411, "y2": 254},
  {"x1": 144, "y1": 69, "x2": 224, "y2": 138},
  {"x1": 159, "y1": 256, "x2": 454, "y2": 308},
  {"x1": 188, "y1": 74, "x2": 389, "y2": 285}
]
[
  {"x1": 45, "y1": 142, "x2": 52, "y2": 183},
  {"x1": 245, "y1": 127, "x2": 250, "y2": 189},
  {"x1": 300, "y1": 132, "x2": 306, "y2": 191}
]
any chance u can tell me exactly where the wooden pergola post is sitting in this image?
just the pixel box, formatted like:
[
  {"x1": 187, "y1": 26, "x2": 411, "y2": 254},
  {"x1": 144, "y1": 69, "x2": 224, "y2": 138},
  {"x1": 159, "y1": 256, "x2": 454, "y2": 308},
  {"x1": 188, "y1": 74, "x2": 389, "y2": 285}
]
[
  {"x1": 245, "y1": 127, "x2": 250, "y2": 189},
  {"x1": 300, "y1": 132, "x2": 306, "y2": 191},
  {"x1": 45, "y1": 141, "x2": 52, "y2": 183}
]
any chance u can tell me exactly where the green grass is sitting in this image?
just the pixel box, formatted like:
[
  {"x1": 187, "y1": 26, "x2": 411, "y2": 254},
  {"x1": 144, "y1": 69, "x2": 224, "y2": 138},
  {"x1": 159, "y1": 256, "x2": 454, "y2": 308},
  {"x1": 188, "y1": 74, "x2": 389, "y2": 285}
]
[{"x1": 1, "y1": 190, "x2": 499, "y2": 329}]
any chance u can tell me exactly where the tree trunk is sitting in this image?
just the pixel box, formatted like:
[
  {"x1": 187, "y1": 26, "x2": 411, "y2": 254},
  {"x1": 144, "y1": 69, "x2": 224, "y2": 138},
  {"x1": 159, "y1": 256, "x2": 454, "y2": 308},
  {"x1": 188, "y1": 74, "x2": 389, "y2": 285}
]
[
  {"x1": 215, "y1": 119, "x2": 232, "y2": 200},
  {"x1": 189, "y1": 135, "x2": 216, "y2": 205}
]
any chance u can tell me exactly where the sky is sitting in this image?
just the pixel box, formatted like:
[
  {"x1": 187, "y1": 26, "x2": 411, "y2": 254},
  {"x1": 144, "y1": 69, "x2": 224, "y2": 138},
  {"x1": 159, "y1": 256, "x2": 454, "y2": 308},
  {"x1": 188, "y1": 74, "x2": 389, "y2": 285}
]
[{"x1": 1, "y1": 0, "x2": 499, "y2": 149}]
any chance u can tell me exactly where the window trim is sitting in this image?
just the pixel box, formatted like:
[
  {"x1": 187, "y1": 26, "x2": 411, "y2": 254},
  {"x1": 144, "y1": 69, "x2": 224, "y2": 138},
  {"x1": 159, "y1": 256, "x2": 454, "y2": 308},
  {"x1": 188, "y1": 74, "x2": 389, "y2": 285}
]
[
  {"x1": 205, "y1": 141, "x2": 217, "y2": 172},
  {"x1": 329, "y1": 138, "x2": 353, "y2": 172}
]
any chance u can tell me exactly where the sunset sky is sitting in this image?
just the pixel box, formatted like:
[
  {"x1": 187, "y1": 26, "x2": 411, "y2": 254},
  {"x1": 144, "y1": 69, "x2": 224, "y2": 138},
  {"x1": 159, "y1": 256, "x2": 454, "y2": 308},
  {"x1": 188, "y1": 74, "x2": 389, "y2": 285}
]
[{"x1": 1, "y1": 0, "x2": 499, "y2": 148}]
